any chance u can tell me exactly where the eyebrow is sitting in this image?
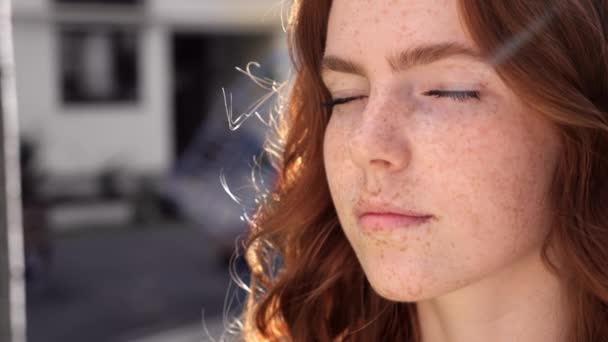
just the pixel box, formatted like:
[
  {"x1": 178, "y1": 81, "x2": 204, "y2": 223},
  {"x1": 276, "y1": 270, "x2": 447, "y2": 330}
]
[{"x1": 321, "y1": 42, "x2": 485, "y2": 77}]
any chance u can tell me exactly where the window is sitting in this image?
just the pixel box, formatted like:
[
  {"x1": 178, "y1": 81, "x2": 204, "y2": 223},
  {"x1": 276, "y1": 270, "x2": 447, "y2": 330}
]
[{"x1": 59, "y1": 25, "x2": 139, "y2": 104}]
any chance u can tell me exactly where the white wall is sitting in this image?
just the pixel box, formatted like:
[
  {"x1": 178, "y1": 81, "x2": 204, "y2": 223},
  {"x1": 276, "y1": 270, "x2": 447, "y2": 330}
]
[
  {"x1": 12, "y1": 18, "x2": 56, "y2": 166},
  {"x1": 12, "y1": 0, "x2": 48, "y2": 13},
  {"x1": 149, "y1": 0, "x2": 282, "y2": 31}
]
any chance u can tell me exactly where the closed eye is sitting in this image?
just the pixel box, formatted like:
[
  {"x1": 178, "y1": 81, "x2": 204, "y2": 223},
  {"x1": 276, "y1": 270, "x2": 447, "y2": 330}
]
[
  {"x1": 323, "y1": 95, "x2": 367, "y2": 110},
  {"x1": 423, "y1": 90, "x2": 480, "y2": 101},
  {"x1": 324, "y1": 90, "x2": 479, "y2": 111}
]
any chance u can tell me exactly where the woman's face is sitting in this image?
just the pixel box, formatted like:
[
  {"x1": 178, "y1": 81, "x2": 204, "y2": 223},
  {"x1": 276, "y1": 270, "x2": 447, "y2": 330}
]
[{"x1": 322, "y1": 0, "x2": 561, "y2": 301}]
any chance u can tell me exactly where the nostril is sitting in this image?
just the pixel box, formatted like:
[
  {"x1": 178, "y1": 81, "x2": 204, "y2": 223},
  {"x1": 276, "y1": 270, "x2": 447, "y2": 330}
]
[{"x1": 370, "y1": 159, "x2": 392, "y2": 168}]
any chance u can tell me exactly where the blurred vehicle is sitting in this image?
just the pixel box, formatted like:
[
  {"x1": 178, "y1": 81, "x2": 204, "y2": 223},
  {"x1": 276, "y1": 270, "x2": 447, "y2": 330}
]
[{"x1": 164, "y1": 64, "x2": 278, "y2": 264}]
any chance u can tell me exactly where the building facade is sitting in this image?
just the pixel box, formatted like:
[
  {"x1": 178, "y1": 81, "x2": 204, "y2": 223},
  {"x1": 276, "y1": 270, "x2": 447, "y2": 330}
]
[{"x1": 12, "y1": 0, "x2": 284, "y2": 196}]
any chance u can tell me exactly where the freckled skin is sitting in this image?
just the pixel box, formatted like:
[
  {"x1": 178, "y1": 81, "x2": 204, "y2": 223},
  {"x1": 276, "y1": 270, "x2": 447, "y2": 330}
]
[{"x1": 322, "y1": 0, "x2": 562, "y2": 312}]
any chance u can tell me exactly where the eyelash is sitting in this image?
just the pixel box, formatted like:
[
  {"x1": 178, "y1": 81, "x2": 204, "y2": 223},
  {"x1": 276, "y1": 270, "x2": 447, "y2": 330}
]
[
  {"x1": 423, "y1": 90, "x2": 481, "y2": 101},
  {"x1": 323, "y1": 90, "x2": 480, "y2": 110},
  {"x1": 323, "y1": 95, "x2": 367, "y2": 109}
]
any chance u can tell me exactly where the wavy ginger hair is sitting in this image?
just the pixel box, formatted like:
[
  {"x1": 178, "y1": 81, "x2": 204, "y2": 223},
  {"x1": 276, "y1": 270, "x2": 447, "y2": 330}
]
[{"x1": 240, "y1": 0, "x2": 608, "y2": 341}]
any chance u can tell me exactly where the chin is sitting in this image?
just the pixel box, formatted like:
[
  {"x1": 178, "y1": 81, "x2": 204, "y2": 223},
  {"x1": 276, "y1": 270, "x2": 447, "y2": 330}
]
[
  {"x1": 369, "y1": 281, "x2": 427, "y2": 303},
  {"x1": 364, "y1": 268, "x2": 435, "y2": 303}
]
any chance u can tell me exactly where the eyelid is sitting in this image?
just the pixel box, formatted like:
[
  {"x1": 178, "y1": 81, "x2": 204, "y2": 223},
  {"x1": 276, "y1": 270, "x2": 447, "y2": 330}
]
[
  {"x1": 323, "y1": 95, "x2": 367, "y2": 109},
  {"x1": 326, "y1": 87, "x2": 368, "y2": 97},
  {"x1": 325, "y1": 88, "x2": 369, "y2": 108},
  {"x1": 321, "y1": 72, "x2": 368, "y2": 86}
]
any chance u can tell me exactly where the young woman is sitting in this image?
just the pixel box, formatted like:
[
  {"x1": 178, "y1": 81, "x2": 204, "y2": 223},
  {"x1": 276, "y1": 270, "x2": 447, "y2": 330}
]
[{"x1": 240, "y1": 0, "x2": 608, "y2": 341}]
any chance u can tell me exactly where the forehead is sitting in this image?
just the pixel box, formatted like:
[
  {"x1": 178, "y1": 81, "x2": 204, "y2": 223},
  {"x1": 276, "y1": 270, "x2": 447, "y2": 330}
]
[{"x1": 325, "y1": 0, "x2": 474, "y2": 59}]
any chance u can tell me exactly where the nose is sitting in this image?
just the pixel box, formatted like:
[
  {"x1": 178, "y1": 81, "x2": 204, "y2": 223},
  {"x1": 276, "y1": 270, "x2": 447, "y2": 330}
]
[{"x1": 348, "y1": 94, "x2": 412, "y2": 173}]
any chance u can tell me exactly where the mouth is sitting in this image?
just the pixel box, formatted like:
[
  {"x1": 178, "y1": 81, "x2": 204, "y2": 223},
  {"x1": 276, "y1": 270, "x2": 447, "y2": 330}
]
[
  {"x1": 354, "y1": 199, "x2": 434, "y2": 233},
  {"x1": 358, "y1": 213, "x2": 433, "y2": 232}
]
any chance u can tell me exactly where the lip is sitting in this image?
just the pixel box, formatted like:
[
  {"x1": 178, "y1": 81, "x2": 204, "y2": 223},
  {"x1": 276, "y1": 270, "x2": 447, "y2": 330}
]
[
  {"x1": 359, "y1": 213, "x2": 432, "y2": 232},
  {"x1": 354, "y1": 199, "x2": 434, "y2": 232}
]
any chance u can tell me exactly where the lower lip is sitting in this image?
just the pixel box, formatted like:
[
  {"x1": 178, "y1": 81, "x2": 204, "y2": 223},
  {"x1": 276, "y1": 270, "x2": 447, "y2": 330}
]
[{"x1": 359, "y1": 213, "x2": 432, "y2": 233}]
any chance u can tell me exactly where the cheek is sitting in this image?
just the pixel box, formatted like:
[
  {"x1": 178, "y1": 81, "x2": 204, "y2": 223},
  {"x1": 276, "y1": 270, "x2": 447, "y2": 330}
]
[
  {"x1": 323, "y1": 117, "x2": 352, "y2": 207},
  {"x1": 437, "y1": 113, "x2": 559, "y2": 260}
]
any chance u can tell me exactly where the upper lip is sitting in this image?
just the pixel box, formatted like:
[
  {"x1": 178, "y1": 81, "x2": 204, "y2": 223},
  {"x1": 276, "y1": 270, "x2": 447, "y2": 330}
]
[{"x1": 354, "y1": 198, "x2": 434, "y2": 219}]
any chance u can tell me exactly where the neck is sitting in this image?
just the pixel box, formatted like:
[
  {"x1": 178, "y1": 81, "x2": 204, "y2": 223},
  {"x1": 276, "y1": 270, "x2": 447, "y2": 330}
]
[{"x1": 416, "y1": 250, "x2": 569, "y2": 342}]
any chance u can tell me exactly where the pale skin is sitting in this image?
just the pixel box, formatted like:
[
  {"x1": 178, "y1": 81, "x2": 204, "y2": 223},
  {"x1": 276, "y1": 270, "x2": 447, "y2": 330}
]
[{"x1": 321, "y1": 1, "x2": 570, "y2": 342}]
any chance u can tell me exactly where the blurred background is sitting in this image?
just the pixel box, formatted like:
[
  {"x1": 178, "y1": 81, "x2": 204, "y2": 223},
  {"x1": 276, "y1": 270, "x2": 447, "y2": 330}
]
[{"x1": 11, "y1": 0, "x2": 288, "y2": 341}]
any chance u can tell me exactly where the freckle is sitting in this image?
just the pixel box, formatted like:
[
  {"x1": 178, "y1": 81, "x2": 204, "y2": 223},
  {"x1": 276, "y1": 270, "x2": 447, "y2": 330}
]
[{"x1": 450, "y1": 241, "x2": 455, "y2": 248}]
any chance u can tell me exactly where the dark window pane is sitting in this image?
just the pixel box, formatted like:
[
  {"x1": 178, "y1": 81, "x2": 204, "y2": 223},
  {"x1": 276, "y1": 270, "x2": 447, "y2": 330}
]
[{"x1": 59, "y1": 25, "x2": 139, "y2": 104}]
